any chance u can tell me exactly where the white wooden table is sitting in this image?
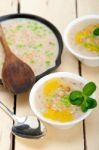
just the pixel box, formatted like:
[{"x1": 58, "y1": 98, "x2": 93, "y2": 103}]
[{"x1": 0, "y1": 0, "x2": 99, "y2": 150}]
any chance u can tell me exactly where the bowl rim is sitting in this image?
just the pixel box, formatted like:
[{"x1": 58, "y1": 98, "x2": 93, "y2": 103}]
[
  {"x1": 29, "y1": 72, "x2": 94, "y2": 127},
  {"x1": 63, "y1": 15, "x2": 99, "y2": 60}
]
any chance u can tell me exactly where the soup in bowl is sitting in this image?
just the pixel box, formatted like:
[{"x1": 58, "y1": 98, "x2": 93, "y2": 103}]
[
  {"x1": 29, "y1": 72, "x2": 95, "y2": 129},
  {"x1": 64, "y1": 15, "x2": 99, "y2": 67}
]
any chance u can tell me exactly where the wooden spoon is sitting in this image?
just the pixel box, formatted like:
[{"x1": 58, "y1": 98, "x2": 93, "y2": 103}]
[{"x1": 0, "y1": 24, "x2": 35, "y2": 94}]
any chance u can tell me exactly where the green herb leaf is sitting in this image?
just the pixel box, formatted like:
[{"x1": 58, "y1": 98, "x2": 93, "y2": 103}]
[
  {"x1": 86, "y1": 97, "x2": 97, "y2": 109},
  {"x1": 81, "y1": 97, "x2": 97, "y2": 112},
  {"x1": 81, "y1": 101, "x2": 89, "y2": 112},
  {"x1": 93, "y1": 28, "x2": 99, "y2": 36},
  {"x1": 83, "y1": 82, "x2": 96, "y2": 96},
  {"x1": 69, "y1": 91, "x2": 84, "y2": 106},
  {"x1": 68, "y1": 82, "x2": 97, "y2": 113}
]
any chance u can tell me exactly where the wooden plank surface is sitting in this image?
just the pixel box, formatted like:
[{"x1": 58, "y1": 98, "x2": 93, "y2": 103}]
[
  {"x1": 0, "y1": 0, "x2": 99, "y2": 150},
  {"x1": 15, "y1": 0, "x2": 84, "y2": 150},
  {"x1": 0, "y1": 0, "x2": 17, "y2": 16},
  {"x1": 77, "y1": 0, "x2": 99, "y2": 150},
  {"x1": 78, "y1": 0, "x2": 99, "y2": 16},
  {"x1": 0, "y1": 1, "x2": 17, "y2": 150}
]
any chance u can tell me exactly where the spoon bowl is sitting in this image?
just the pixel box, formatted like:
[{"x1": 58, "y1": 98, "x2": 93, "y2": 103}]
[
  {"x1": 0, "y1": 101, "x2": 46, "y2": 139},
  {"x1": 12, "y1": 116, "x2": 45, "y2": 139}
]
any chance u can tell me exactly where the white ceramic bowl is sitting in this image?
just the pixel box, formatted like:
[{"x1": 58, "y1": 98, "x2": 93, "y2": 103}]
[
  {"x1": 63, "y1": 15, "x2": 99, "y2": 67},
  {"x1": 29, "y1": 72, "x2": 95, "y2": 129}
]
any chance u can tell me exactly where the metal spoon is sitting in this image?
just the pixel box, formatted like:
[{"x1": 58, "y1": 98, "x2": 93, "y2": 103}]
[{"x1": 0, "y1": 101, "x2": 46, "y2": 139}]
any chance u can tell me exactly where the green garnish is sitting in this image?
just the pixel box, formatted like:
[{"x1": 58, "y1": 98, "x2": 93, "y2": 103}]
[
  {"x1": 69, "y1": 91, "x2": 84, "y2": 106},
  {"x1": 93, "y1": 28, "x2": 99, "y2": 36},
  {"x1": 83, "y1": 82, "x2": 96, "y2": 96},
  {"x1": 30, "y1": 60, "x2": 35, "y2": 64},
  {"x1": 16, "y1": 44, "x2": 26, "y2": 48},
  {"x1": 45, "y1": 60, "x2": 51, "y2": 67},
  {"x1": 83, "y1": 43, "x2": 99, "y2": 51},
  {"x1": 61, "y1": 95, "x2": 71, "y2": 107},
  {"x1": 45, "y1": 51, "x2": 54, "y2": 57},
  {"x1": 16, "y1": 25, "x2": 23, "y2": 30},
  {"x1": 33, "y1": 43, "x2": 43, "y2": 50},
  {"x1": 69, "y1": 82, "x2": 97, "y2": 112}
]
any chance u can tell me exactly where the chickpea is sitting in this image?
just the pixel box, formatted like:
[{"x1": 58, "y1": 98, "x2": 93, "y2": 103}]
[{"x1": 65, "y1": 86, "x2": 71, "y2": 92}]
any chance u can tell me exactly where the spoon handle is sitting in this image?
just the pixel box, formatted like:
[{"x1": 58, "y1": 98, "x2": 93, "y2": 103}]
[
  {"x1": 0, "y1": 24, "x2": 12, "y2": 56},
  {"x1": 0, "y1": 101, "x2": 18, "y2": 121}
]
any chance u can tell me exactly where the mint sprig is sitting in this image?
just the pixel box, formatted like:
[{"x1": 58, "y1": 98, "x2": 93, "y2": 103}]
[
  {"x1": 93, "y1": 28, "x2": 99, "y2": 36},
  {"x1": 69, "y1": 82, "x2": 97, "y2": 112},
  {"x1": 83, "y1": 82, "x2": 96, "y2": 96}
]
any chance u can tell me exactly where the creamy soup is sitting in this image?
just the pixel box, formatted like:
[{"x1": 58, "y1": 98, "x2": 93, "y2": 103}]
[
  {"x1": 68, "y1": 24, "x2": 99, "y2": 57},
  {"x1": 0, "y1": 19, "x2": 59, "y2": 77},
  {"x1": 35, "y1": 78, "x2": 84, "y2": 123}
]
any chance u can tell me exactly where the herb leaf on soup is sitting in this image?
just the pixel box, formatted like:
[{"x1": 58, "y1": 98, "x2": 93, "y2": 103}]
[
  {"x1": 81, "y1": 101, "x2": 89, "y2": 112},
  {"x1": 69, "y1": 82, "x2": 97, "y2": 112},
  {"x1": 83, "y1": 82, "x2": 96, "y2": 96},
  {"x1": 93, "y1": 27, "x2": 99, "y2": 36},
  {"x1": 86, "y1": 97, "x2": 97, "y2": 109},
  {"x1": 69, "y1": 91, "x2": 84, "y2": 106}
]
